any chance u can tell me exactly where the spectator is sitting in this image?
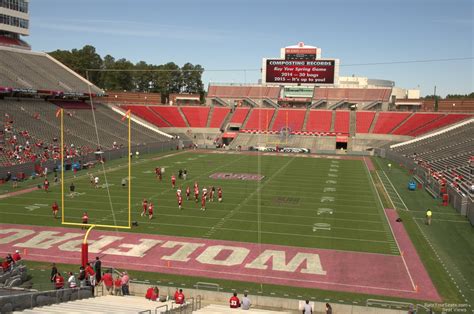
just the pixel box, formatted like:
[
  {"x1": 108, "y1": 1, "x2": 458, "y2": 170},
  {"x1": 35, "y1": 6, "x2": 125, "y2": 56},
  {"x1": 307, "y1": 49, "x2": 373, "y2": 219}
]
[
  {"x1": 325, "y1": 303, "x2": 332, "y2": 314},
  {"x1": 12, "y1": 250, "x2": 21, "y2": 262},
  {"x1": 302, "y1": 300, "x2": 312, "y2": 314},
  {"x1": 229, "y1": 292, "x2": 240, "y2": 308},
  {"x1": 102, "y1": 270, "x2": 113, "y2": 294},
  {"x1": 121, "y1": 271, "x2": 130, "y2": 295},
  {"x1": 54, "y1": 271, "x2": 64, "y2": 289},
  {"x1": 50, "y1": 263, "x2": 58, "y2": 283},
  {"x1": 85, "y1": 262, "x2": 95, "y2": 286},
  {"x1": 114, "y1": 275, "x2": 122, "y2": 295},
  {"x1": 94, "y1": 256, "x2": 102, "y2": 283},
  {"x1": 1, "y1": 259, "x2": 10, "y2": 272},
  {"x1": 68, "y1": 272, "x2": 77, "y2": 288},
  {"x1": 78, "y1": 266, "x2": 86, "y2": 287},
  {"x1": 241, "y1": 293, "x2": 251, "y2": 310},
  {"x1": 145, "y1": 286, "x2": 159, "y2": 301},
  {"x1": 174, "y1": 288, "x2": 179, "y2": 301},
  {"x1": 175, "y1": 289, "x2": 185, "y2": 305}
]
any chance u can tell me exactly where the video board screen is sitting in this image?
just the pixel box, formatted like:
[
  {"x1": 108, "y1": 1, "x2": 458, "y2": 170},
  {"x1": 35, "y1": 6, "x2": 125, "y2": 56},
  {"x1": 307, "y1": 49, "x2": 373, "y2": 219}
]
[{"x1": 265, "y1": 59, "x2": 335, "y2": 84}]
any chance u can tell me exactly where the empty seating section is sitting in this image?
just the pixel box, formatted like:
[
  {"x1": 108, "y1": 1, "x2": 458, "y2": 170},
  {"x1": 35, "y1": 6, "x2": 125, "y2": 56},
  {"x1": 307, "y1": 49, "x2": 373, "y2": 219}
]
[
  {"x1": 271, "y1": 109, "x2": 306, "y2": 131},
  {"x1": 229, "y1": 107, "x2": 250, "y2": 124},
  {"x1": 313, "y1": 88, "x2": 391, "y2": 102},
  {"x1": 122, "y1": 105, "x2": 169, "y2": 127},
  {"x1": 372, "y1": 112, "x2": 410, "y2": 134},
  {"x1": 334, "y1": 111, "x2": 350, "y2": 134},
  {"x1": 306, "y1": 110, "x2": 332, "y2": 132},
  {"x1": 208, "y1": 85, "x2": 280, "y2": 99},
  {"x1": 410, "y1": 114, "x2": 471, "y2": 136},
  {"x1": 392, "y1": 113, "x2": 442, "y2": 135},
  {"x1": 243, "y1": 108, "x2": 275, "y2": 130},
  {"x1": 356, "y1": 111, "x2": 376, "y2": 133},
  {"x1": 209, "y1": 107, "x2": 231, "y2": 128},
  {"x1": 0, "y1": 48, "x2": 102, "y2": 94},
  {"x1": 392, "y1": 121, "x2": 473, "y2": 194},
  {"x1": 180, "y1": 106, "x2": 210, "y2": 127},
  {"x1": 149, "y1": 106, "x2": 187, "y2": 127}
]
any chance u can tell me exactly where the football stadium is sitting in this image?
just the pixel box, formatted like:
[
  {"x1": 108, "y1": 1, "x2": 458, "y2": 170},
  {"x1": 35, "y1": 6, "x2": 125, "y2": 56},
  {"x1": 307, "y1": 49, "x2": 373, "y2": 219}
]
[{"x1": 0, "y1": 1, "x2": 473, "y2": 313}]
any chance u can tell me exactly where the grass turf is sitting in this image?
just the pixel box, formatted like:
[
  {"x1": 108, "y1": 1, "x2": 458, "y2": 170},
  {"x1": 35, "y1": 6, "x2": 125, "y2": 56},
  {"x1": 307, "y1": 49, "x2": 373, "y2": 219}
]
[{"x1": 0, "y1": 151, "x2": 395, "y2": 255}]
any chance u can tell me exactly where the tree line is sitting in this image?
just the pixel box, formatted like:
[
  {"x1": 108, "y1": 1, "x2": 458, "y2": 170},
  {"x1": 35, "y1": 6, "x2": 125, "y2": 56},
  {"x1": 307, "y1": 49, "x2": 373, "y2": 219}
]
[
  {"x1": 48, "y1": 45, "x2": 205, "y2": 101},
  {"x1": 423, "y1": 92, "x2": 474, "y2": 100}
]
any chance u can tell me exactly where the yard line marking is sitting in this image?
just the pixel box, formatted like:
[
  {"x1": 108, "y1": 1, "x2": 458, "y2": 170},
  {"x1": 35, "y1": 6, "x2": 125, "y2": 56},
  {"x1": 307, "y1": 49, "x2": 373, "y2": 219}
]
[{"x1": 203, "y1": 157, "x2": 296, "y2": 238}]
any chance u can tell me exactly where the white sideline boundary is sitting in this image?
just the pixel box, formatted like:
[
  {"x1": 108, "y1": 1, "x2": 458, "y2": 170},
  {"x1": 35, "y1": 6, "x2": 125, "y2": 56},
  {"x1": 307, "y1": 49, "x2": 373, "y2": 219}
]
[{"x1": 363, "y1": 158, "x2": 417, "y2": 292}]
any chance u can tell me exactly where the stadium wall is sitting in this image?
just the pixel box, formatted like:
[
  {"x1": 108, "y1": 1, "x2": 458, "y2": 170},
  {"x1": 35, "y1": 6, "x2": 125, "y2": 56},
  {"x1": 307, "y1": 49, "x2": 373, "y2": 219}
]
[{"x1": 0, "y1": 141, "x2": 180, "y2": 178}]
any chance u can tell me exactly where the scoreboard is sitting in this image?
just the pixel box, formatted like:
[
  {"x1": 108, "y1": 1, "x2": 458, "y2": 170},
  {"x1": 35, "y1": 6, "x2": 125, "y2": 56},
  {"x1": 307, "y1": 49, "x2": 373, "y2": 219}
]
[
  {"x1": 263, "y1": 59, "x2": 337, "y2": 84},
  {"x1": 284, "y1": 48, "x2": 317, "y2": 61}
]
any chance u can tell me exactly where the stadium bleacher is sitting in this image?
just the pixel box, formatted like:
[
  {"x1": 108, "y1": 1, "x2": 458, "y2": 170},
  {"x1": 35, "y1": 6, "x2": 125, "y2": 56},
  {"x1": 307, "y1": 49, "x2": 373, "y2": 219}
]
[
  {"x1": 0, "y1": 47, "x2": 102, "y2": 94},
  {"x1": 208, "y1": 85, "x2": 280, "y2": 99},
  {"x1": 242, "y1": 108, "x2": 275, "y2": 130},
  {"x1": 229, "y1": 107, "x2": 251, "y2": 124},
  {"x1": 305, "y1": 110, "x2": 332, "y2": 132},
  {"x1": 180, "y1": 106, "x2": 210, "y2": 127},
  {"x1": 209, "y1": 107, "x2": 231, "y2": 128},
  {"x1": 391, "y1": 113, "x2": 443, "y2": 135},
  {"x1": 371, "y1": 112, "x2": 411, "y2": 134},
  {"x1": 271, "y1": 109, "x2": 306, "y2": 131},
  {"x1": 356, "y1": 111, "x2": 376, "y2": 133},
  {"x1": 409, "y1": 114, "x2": 471, "y2": 136},
  {"x1": 313, "y1": 88, "x2": 392, "y2": 102},
  {"x1": 334, "y1": 110, "x2": 350, "y2": 134},
  {"x1": 149, "y1": 106, "x2": 188, "y2": 127}
]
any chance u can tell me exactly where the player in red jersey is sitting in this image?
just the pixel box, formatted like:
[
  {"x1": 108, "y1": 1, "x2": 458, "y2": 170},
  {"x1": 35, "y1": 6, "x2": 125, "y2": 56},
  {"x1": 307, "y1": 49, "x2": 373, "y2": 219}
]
[
  {"x1": 178, "y1": 194, "x2": 183, "y2": 210},
  {"x1": 201, "y1": 195, "x2": 206, "y2": 211},
  {"x1": 141, "y1": 199, "x2": 148, "y2": 217},
  {"x1": 155, "y1": 167, "x2": 160, "y2": 179},
  {"x1": 194, "y1": 181, "x2": 198, "y2": 190},
  {"x1": 176, "y1": 186, "x2": 182, "y2": 199},
  {"x1": 229, "y1": 292, "x2": 240, "y2": 308},
  {"x1": 52, "y1": 201, "x2": 59, "y2": 219},
  {"x1": 82, "y1": 211, "x2": 89, "y2": 230},
  {"x1": 186, "y1": 186, "x2": 190, "y2": 200},
  {"x1": 202, "y1": 187, "x2": 208, "y2": 201},
  {"x1": 218, "y1": 187, "x2": 223, "y2": 203},
  {"x1": 148, "y1": 202, "x2": 154, "y2": 219},
  {"x1": 209, "y1": 186, "x2": 215, "y2": 202},
  {"x1": 171, "y1": 174, "x2": 176, "y2": 188},
  {"x1": 44, "y1": 179, "x2": 49, "y2": 192},
  {"x1": 194, "y1": 186, "x2": 199, "y2": 202}
]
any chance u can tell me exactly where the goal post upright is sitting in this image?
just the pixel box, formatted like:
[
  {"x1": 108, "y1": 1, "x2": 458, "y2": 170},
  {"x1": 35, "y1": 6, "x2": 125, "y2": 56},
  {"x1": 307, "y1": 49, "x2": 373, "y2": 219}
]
[{"x1": 60, "y1": 108, "x2": 64, "y2": 224}]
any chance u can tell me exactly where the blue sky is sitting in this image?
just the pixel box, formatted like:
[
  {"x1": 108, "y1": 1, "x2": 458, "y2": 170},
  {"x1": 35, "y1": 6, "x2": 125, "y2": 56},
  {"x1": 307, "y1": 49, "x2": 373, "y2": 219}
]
[{"x1": 29, "y1": 0, "x2": 472, "y2": 96}]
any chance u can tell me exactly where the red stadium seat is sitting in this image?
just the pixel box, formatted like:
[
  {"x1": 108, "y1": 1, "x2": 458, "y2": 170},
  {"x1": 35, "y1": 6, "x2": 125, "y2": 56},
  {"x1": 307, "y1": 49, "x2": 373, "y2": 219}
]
[
  {"x1": 306, "y1": 110, "x2": 332, "y2": 132},
  {"x1": 334, "y1": 111, "x2": 350, "y2": 134},
  {"x1": 149, "y1": 106, "x2": 187, "y2": 127},
  {"x1": 271, "y1": 109, "x2": 306, "y2": 131},
  {"x1": 356, "y1": 111, "x2": 376, "y2": 133},
  {"x1": 372, "y1": 112, "x2": 411, "y2": 134},
  {"x1": 392, "y1": 113, "x2": 443, "y2": 135},
  {"x1": 180, "y1": 106, "x2": 210, "y2": 127},
  {"x1": 243, "y1": 108, "x2": 275, "y2": 130},
  {"x1": 229, "y1": 107, "x2": 250, "y2": 124},
  {"x1": 209, "y1": 107, "x2": 231, "y2": 128},
  {"x1": 410, "y1": 114, "x2": 472, "y2": 136}
]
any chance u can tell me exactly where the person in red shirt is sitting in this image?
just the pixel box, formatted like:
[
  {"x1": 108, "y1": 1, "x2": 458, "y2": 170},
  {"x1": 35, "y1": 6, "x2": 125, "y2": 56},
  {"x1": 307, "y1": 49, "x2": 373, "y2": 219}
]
[
  {"x1": 54, "y1": 272, "x2": 64, "y2": 289},
  {"x1": 194, "y1": 187, "x2": 199, "y2": 203},
  {"x1": 148, "y1": 202, "x2": 154, "y2": 219},
  {"x1": 201, "y1": 195, "x2": 206, "y2": 211},
  {"x1": 44, "y1": 179, "x2": 49, "y2": 192},
  {"x1": 82, "y1": 211, "x2": 89, "y2": 230},
  {"x1": 171, "y1": 174, "x2": 176, "y2": 188},
  {"x1": 85, "y1": 262, "x2": 96, "y2": 286},
  {"x1": 73, "y1": 167, "x2": 78, "y2": 178},
  {"x1": 218, "y1": 187, "x2": 223, "y2": 203},
  {"x1": 178, "y1": 194, "x2": 183, "y2": 210},
  {"x1": 173, "y1": 288, "x2": 179, "y2": 301},
  {"x1": 52, "y1": 201, "x2": 59, "y2": 219},
  {"x1": 114, "y1": 276, "x2": 122, "y2": 295},
  {"x1": 145, "y1": 286, "x2": 159, "y2": 301},
  {"x1": 175, "y1": 289, "x2": 185, "y2": 304},
  {"x1": 141, "y1": 199, "x2": 148, "y2": 217},
  {"x1": 185, "y1": 186, "x2": 190, "y2": 200},
  {"x1": 102, "y1": 271, "x2": 113, "y2": 294},
  {"x1": 229, "y1": 292, "x2": 240, "y2": 308},
  {"x1": 2, "y1": 259, "x2": 10, "y2": 272},
  {"x1": 12, "y1": 250, "x2": 21, "y2": 262}
]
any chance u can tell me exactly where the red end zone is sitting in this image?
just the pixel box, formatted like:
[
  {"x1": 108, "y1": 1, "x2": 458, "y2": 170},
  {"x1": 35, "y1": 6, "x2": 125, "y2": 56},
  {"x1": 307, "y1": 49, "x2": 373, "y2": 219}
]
[{"x1": 0, "y1": 219, "x2": 440, "y2": 301}]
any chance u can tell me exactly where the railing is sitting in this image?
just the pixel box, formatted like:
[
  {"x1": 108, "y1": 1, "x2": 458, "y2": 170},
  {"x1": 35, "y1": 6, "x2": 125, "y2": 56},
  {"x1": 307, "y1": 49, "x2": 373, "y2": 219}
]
[
  {"x1": 154, "y1": 304, "x2": 169, "y2": 314},
  {"x1": 0, "y1": 286, "x2": 93, "y2": 311},
  {"x1": 366, "y1": 298, "x2": 414, "y2": 311},
  {"x1": 194, "y1": 281, "x2": 221, "y2": 291}
]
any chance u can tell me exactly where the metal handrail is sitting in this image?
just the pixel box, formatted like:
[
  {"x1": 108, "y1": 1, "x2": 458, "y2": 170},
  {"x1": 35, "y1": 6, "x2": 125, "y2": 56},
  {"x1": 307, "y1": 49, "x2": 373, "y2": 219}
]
[
  {"x1": 154, "y1": 304, "x2": 169, "y2": 314},
  {"x1": 194, "y1": 281, "x2": 220, "y2": 291},
  {"x1": 366, "y1": 298, "x2": 414, "y2": 310}
]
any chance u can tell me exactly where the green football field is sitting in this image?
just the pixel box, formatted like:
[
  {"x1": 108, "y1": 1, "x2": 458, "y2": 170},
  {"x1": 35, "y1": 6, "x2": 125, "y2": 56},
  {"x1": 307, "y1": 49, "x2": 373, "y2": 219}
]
[{"x1": 0, "y1": 151, "x2": 397, "y2": 256}]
